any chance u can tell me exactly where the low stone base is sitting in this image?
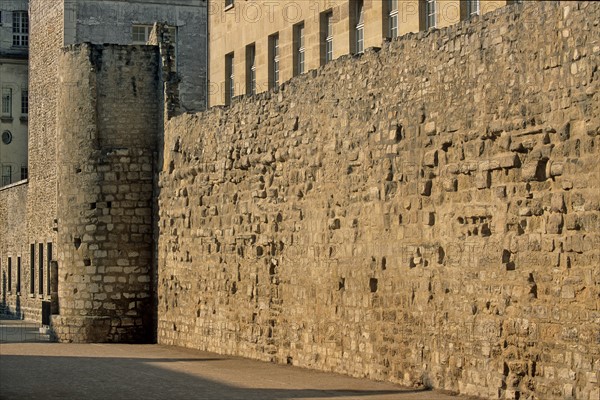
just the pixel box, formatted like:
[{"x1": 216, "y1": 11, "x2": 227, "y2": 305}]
[
  {"x1": 50, "y1": 314, "x2": 151, "y2": 343},
  {"x1": 50, "y1": 315, "x2": 112, "y2": 343}
]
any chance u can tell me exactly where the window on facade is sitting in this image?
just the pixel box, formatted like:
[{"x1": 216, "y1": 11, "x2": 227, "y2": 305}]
[
  {"x1": 424, "y1": 0, "x2": 436, "y2": 30},
  {"x1": 466, "y1": 0, "x2": 480, "y2": 18},
  {"x1": 225, "y1": 53, "x2": 234, "y2": 105},
  {"x1": 321, "y1": 11, "x2": 334, "y2": 65},
  {"x1": 8, "y1": 257, "x2": 12, "y2": 292},
  {"x1": 17, "y1": 256, "x2": 21, "y2": 294},
  {"x1": 2, "y1": 88, "x2": 12, "y2": 117},
  {"x1": 21, "y1": 89, "x2": 28, "y2": 115},
  {"x1": 132, "y1": 25, "x2": 176, "y2": 44},
  {"x1": 2, "y1": 165, "x2": 12, "y2": 186},
  {"x1": 132, "y1": 25, "x2": 152, "y2": 43},
  {"x1": 294, "y1": 23, "x2": 305, "y2": 76},
  {"x1": 21, "y1": 165, "x2": 28, "y2": 180},
  {"x1": 389, "y1": 0, "x2": 399, "y2": 39},
  {"x1": 30, "y1": 244, "x2": 35, "y2": 294},
  {"x1": 355, "y1": 0, "x2": 365, "y2": 54},
  {"x1": 12, "y1": 11, "x2": 28, "y2": 47},
  {"x1": 38, "y1": 243, "x2": 44, "y2": 295},
  {"x1": 269, "y1": 33, "x2": 280, "y2": 90},
  {"x1": 47, "y1": 243, "x2": 53, "y2": 295},
  {"x1": 225, "y1": 0, "x2": 234, "y2": 8},
  {"x1": 246, "y1": 44, "x2": 256, "y2": 96}
]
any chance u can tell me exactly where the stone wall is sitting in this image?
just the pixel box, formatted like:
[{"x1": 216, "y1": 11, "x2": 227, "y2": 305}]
[
  {"x1": 0, "y1": 181, "x2": 32, "y2": 318},
  {"x1": 53, "y1": 44, "x2": 160, "y2": 342},
  {"x1": 158, "y1": 2, "x2": 600, "y2": 399}
]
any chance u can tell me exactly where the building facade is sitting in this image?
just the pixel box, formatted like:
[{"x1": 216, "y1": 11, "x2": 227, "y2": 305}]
[
  {"x1": 0, "y1": 0, "x2": 29, "y2": 187},
  {"x1": 208, "y1": 0, "x2": 523, "y2": 106}
]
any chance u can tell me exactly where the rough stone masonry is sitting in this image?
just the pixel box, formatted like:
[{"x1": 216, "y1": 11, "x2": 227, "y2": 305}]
[{"x1": 157, "y1": 2, "x2": 599, "y2": 400}]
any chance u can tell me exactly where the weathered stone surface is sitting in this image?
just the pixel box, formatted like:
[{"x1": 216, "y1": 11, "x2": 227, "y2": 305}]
[
  {"x1": 157, "y1": 3, "x2": 600, "y2": 400},
  {"x1": 53, "y1": 44, "x2": 159, "y2": 343}
]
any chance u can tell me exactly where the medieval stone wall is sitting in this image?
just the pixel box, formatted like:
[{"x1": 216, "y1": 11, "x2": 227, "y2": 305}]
[
  {"x1": 157, "y1": 2, "x2": 600, "y2": 399},
  {"x1": 0, "y1": 181, "x2": 32, "y2": 317},
  {"x1": 53, "y1": 44, "x2": 160, "y2": 342}
]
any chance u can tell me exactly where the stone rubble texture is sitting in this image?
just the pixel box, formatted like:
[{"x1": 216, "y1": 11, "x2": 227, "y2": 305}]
[
  {"x1": 157, "y1": 2, "x2": 600, "y2": 400},
  {"x1": 0, "y1": 1, "x2": 599, "y2": 399}
]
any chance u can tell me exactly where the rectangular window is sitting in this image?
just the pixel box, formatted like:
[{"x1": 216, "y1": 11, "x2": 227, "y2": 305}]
[
  {"x1": 425, "y1": 0, "x2": 436, "y2": 29},
  {"x1": 323, "y1": 11, "x2": 334, "y2": 64},
  {"x1": 246, "y1": 44, "x2": 256, "y2": 96},
  {"x1": 2, "y1": 88, "x2": 12, "y2": 117},
  {"x1": 355, "y1": 0, "x2": 364, "y2": 54},
  {"x1": 132, "y1": 25, "x2": 152, "y2": 44},
  {"x1": 8, "y1": 257, "x2": 12, "y2": 292},
  {"x1": 465, "y1": 0, "x2": 480, "y2": 18},
  {"x1": 17, "y1": 257, "x2": 21, "y2": 294},
  {"x1": 21, "y1": 89, "x2": 28, "y2": 115},
  {"x1": 389, "y1": 0, "x2": 399, "y2": 39},
  {"x1": 30, "y1": 244, "x2": 35, "y2": 294},
  {"x1": 20, "y1": 165, "x2": 28, "y2": 180},
  {"x1": 293, "y1": 23, "x2": 305, "y2": 76},
  {"x1": 12, "y1": 11, "x2": 28, "y2": 47},
  {"x1": 2, "y1": 165, "x2": 12, "y2": 186},
  {"x1": 46, "y1": 243, "x2": 52, "y2": 295},
  {"x1": 269, "y1": 33, "x2": 280, "y2": 90},
  {"x1": 225, "y1": 53, "x2": 234, "y2": 105},
  {"x1": 39, "y1": 243, "x2": 44, "y2": 295}
]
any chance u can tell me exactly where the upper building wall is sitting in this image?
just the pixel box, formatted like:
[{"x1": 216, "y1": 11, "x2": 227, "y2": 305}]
[
  {"x1": 1, "y1": 1, "x2": 29, "y2": 187},
  {"x1": 64, "y1": 0, "x2": 207, "y2": 111},
  {"x1": 0, "y1": 0, "x2": 29, "y2": 58},
  {"x1": 208, "y1": 0, "x2": 509, "y2": 106}
]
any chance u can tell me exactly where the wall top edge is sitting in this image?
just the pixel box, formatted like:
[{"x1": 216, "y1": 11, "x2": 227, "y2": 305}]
[{"x1": 0, "y1": 179, "x2": 28, "y2": 193}]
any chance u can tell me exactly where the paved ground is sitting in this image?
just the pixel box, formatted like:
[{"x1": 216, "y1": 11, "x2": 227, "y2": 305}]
[{"x1": 0, "y1": 319, "x2": 465, "y2": 400}]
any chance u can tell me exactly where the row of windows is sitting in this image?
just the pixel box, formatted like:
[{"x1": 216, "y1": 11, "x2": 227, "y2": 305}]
[
  {"x1": 223, "y1": 0, "x2": 503, "y2": 104},
  {"x1": 225, "y1": 9, "x2": 333, "y2": 105},
  {"x1": 1, "y1": 88, "x2": 28, "y2": 117},
  {"x1": 1, "y1": 243, "x2": 52, "y2": 296}
]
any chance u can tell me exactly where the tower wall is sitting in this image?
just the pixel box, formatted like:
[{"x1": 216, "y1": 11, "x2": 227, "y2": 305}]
[{"x1": 53, "y1": 43, "x2": 160, "y2": 342}]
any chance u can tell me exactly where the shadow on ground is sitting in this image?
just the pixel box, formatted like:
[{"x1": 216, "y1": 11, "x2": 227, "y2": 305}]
[{"x1": 0, "y1": 353, "x2": 428, "y2": 400}]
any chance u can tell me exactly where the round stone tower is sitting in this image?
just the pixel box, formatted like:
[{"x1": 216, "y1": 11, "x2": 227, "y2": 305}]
[{"x1": 53, "y1": 43, "x2": 160, "y2": 342}]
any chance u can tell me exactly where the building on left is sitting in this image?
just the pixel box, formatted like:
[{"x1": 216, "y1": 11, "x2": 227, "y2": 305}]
[
  {"x1": 0, "y1": 0, "x2": 207, "y2": 343},
  {"x1": 0, "y1": 0, "x2": 29, "y2": 187}
]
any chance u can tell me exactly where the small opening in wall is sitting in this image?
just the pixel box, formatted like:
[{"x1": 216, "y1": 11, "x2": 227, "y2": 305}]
[
  {"x1": 107, "y1": 201, "x2": 112, "y2": 208},
  {"x1": 381, "y1": 257, "x2": 387, "y2": 270},
  {"x1": 73, "y1": 237, "x2": 81, "y2": 250},
  {"x1": 89, "y1": 203, "x2": 96, "y2": 210},
  {"x1": 369, "y1": 278, "x2": 378, "y2": 293},
  {"x1": 338, "y1": 277, "x2": 345, "y2": 290}
]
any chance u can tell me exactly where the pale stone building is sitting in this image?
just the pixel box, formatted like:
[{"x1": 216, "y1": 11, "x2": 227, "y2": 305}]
[
  {"x1": 208, "y1": 0, "x2": 523, "y2": 106},
  {"x1": 0, "y1": 0, "x2": 29, "y2": 187}
]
